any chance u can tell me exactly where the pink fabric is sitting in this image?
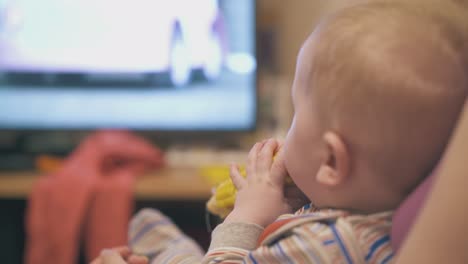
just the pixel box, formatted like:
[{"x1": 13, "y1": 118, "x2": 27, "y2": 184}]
[
  {"x1": 391, "y1": 173, "x2": 435, "y2": 252},
  {"x1": 25, "y1": 131, "x2": 164, "y2": 264}
]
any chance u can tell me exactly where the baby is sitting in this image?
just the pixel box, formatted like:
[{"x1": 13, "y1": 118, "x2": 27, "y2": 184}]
[{"x1": 92, "y1": 1, "x2": 468, "y2": 263}]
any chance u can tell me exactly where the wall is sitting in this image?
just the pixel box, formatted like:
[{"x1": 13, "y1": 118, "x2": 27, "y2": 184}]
[
  {"x1": 255, "y1": 0, "x2": 353, "y2": 135},
  {"x1": 258, "y1": 0, "x2": 354, "y2": 76}
]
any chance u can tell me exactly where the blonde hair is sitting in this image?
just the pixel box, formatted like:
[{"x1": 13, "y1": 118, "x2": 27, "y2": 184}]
[{"x1": 307, "y1": 1, "x2": 468, "y2": 195}]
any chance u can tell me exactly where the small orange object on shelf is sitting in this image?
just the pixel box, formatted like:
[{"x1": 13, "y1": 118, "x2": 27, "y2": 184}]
[{"x1": 35, "y1": 155, "x2": 64, "y2": 174}]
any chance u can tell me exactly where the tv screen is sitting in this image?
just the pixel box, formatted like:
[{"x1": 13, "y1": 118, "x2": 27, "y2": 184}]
[{"x1": 0, "y1": 0, "x2": 256, "y2": 131}]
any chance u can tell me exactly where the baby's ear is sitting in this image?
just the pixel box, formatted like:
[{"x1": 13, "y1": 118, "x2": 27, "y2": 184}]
[{"x1": 316, "y1": 131, "x2": 350, "y2": 187}]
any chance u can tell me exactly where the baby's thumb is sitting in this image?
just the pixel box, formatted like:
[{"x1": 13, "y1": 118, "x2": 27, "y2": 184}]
[{"x1": 100, "y1": 249, "x2": 127, "y2": 264}]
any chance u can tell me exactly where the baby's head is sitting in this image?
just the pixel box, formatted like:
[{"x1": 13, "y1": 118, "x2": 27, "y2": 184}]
[{"x1": 283, "y1": 1, "x2": 467, "y2": 213}]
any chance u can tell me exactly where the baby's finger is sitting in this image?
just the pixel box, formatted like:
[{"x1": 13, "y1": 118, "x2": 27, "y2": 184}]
[
  {"x1": 257, "y1": 139, "x2": 278, "y2": 173},
  {"x1": 230, "y1": 164, "x2": 246, "y2": 190},
  {"x1": 112, "y1": 246, "x2": 132, "y2": 260},
  {"x1": 128, "y1": 255, "x2": 149, "y2": 264},
  {"x1": 246, "y1": 142, "x2": 263, "y2": 181}
]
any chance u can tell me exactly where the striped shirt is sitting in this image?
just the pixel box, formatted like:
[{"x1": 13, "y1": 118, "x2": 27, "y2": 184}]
[{"x1": 129, "y1": 205, "x2": 394, "y2": 264}]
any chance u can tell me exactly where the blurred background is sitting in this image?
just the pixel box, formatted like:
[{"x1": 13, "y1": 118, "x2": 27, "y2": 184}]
[{"x1": 0, "y1": 1, "x2": 354, "y2": 263}]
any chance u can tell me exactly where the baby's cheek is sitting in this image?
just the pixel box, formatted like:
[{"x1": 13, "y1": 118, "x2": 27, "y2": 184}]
[
  {"x1": 284, "y1": 152, "x2": 303, "y2": 185},
  {"x1": 282, "y1": 143, "x2": 295, "y2": 175},
  {"x1": 288, "y1": 157, "x2": 321, "y2": 200}
]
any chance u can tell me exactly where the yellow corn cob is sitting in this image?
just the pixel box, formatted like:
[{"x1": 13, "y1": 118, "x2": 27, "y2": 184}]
[
  {"x1": 206, "y1": 159, "x2": 293, "y2": 218},
  {"x1": 206, "y1": 167, "x2": 245, "y2": 218}
]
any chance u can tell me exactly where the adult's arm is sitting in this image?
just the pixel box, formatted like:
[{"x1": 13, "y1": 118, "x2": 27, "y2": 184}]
[{"x1": 396, "y1": 102, "x2": 468, "y2": 263}]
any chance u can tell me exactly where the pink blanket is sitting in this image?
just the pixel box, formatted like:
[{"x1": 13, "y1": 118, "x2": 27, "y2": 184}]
[{"x1": 25, "y1": 131, "x2": 164, "y2": 264}]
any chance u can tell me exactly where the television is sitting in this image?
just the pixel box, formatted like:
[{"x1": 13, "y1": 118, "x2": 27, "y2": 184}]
[{"x1": 0, "y1": 0, "x2": 257, "y2": 132}]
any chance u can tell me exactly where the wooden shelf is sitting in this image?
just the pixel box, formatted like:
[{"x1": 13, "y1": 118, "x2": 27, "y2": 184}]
[{"x1": 0, "y1": 167, "x2": 212, "y2": 201}]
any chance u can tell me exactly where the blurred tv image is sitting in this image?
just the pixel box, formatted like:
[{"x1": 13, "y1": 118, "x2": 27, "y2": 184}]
[{"x1": 0, "y1": 0, "x2": 256, "y2": 130}]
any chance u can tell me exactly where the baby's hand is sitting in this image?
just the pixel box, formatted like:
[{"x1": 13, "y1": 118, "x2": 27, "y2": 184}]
[
  {"x1": 89, "y1": 246, "x2": 148, "y2": 264},
  {"x1": 224, "y1": 139, "x2": 292, "y2": 227}
]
